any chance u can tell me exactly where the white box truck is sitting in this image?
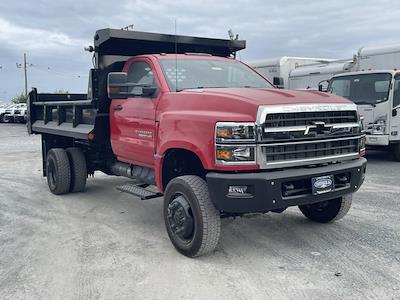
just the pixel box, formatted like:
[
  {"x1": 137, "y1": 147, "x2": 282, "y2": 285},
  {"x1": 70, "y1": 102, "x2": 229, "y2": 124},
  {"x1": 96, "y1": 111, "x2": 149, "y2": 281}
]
[
  {"x1": 356, "y1": 44, "x2": 400, "y2": 71},
  {"x1": 327, "y1": 70, "x2": 400, "y2": 159},
  {"x1": 287, "y1": 43, "x2": 400, "y2": 91},
  {"x1": 249, "y1": 57, "x2": 334, "y2": 89},
  {"x1": 288, "y1": 60, "x2": 355, "y2": 90}
]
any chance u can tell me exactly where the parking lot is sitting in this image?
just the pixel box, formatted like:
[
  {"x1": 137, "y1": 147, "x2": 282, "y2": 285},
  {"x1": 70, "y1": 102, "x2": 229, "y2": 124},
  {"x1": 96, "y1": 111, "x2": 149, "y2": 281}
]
[{"x1": 0, "y1": 123, "x2": 399, "y2": 299}]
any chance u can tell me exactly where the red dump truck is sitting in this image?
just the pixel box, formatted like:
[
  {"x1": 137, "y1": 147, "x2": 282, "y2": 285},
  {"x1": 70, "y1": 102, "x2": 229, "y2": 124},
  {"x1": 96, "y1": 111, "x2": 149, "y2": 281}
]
[{"x1": 27, "y1": 29, "x2": 367, "y2": 257}]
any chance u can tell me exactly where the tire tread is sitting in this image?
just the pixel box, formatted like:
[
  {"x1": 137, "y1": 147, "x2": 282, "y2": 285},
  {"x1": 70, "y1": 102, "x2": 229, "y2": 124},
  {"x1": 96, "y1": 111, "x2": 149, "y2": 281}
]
[
  {"x1": 47, "y1": 148, "x2": 71, "y2": 195},
  {"x1": 165, "y1": 175, "x2": 221, "y2": 257},
  {"x1": 66, "y1": 147, "x2": 87, "y2": 193}
]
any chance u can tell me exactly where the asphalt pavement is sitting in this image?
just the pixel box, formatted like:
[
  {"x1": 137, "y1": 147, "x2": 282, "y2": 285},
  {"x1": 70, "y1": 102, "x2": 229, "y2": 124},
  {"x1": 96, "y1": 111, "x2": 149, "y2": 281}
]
[{"x1": 0, "y1": 123, "x2": 399, "y2": 299}]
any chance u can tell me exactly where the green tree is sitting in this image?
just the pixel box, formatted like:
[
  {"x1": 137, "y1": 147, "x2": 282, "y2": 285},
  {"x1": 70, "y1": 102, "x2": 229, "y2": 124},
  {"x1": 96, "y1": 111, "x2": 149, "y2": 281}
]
[{"x1": 11, "y1": 93, "x2": 28, "y2": 104}]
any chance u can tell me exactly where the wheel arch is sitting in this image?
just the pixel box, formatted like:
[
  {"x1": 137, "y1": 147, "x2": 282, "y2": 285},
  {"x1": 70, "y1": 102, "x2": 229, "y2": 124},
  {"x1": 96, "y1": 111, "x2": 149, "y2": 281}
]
[{"x1": 157, "y1": 147, "x2": 207, "y2": 191}]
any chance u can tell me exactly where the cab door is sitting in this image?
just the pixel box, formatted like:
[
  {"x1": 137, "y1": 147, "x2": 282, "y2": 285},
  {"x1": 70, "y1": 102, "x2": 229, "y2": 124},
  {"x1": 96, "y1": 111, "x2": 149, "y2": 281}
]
[
  {"x1": 391, "y1": 74, "x2": 400, "y2": 142},
  {"x1": 110, "y1": 59, "x2": 160, "y2": 167}
]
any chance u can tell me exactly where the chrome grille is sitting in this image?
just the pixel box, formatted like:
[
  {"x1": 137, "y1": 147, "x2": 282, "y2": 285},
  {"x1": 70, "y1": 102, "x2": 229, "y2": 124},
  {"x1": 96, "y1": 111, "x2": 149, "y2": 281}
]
[
  {"x1": 261, "y1": 111, "x2": 359, "y2": 142},
  {"x1": 265, "y1": 111, "x2": 357, "y2": 127},
  {"x1": 256, "y1": 104, "x2": 361, "y2": 169},
  {"x1": 261, "y1": 137, "x2": 359, "y2": 166}
]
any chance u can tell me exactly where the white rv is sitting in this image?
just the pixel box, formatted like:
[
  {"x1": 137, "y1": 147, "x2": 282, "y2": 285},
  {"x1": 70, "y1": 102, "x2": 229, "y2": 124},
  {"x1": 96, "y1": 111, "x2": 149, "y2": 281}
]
[
  {"x1": 249, "y1": 57, "x2": 334, "y2": 89},
  {"x1": 327, "y1": 70, "x2": 400, "y2": 159}
]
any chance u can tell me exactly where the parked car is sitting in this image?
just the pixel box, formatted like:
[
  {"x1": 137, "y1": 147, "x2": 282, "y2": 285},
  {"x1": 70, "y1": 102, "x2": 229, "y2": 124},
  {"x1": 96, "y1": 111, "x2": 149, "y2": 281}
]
[
  {"x1": 0, "y1": 104, "x2": 7, "y2": 122},
  {"x1": 12, "y1": 103, "x2": 27, "y2": 123},
  {"x1": 28, "y1": 28, "x2": 367, "y2": 257},
  {"x1": 1, "y1": 103, "x2": 27, "y2": 123},
  {"x1": 1, "y1": 104, "x2": 16, "y2": 122}
]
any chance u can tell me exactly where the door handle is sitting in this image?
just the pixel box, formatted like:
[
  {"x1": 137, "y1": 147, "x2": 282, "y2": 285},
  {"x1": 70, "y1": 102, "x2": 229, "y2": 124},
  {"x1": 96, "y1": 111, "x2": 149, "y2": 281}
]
[{"x1": 114, "y1": 104, "x2": 123, "y2": 111}]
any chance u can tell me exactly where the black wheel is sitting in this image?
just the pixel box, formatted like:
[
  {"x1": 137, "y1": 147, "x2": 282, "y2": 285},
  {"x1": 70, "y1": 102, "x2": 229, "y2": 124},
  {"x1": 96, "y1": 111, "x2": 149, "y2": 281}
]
[
  {"x1": 163, "y1": 175, "x2": 221, "y2": 257},
  {"x1": 66, "y1": 147, "x2": 87, "y2": 192},
  {"x1": 2, "y1": 115, "x2": 11, "y2": 123},
  {"x1": 0, "y1": 114, "x2": 5, "y2": 123},
  {"x1": 46, "y1": 148, "x2": 71, "y2": 195},
  {"x1": 299, "y1": 194, "x2": 352, "y2": 223},
  {"x1": 393, "y1": 144, "x2": 400, "y2": 161}
]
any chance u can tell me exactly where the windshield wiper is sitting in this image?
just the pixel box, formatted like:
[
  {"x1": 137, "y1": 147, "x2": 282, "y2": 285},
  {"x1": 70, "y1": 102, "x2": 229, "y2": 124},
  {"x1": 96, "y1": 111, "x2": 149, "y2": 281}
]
[
  {"x1": 355, "y1": 101, "x2": 376, "y2": 107},
  {"x1": 176, "y1": 86, "x2": 227, "y2": 91}
]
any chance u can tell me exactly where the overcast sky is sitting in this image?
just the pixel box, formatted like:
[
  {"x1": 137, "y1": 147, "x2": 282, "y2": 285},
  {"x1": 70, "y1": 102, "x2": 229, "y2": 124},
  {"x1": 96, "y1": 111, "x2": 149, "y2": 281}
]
[{"x1": 0, "y1": 0, "x2": 399, "y2": 102}]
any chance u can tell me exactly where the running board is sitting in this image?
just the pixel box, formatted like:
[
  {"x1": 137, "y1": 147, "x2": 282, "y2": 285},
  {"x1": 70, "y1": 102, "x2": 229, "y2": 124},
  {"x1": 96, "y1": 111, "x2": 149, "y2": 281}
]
[{"x1": 116, "y1": 182, "x2": 163, "y2": 200}]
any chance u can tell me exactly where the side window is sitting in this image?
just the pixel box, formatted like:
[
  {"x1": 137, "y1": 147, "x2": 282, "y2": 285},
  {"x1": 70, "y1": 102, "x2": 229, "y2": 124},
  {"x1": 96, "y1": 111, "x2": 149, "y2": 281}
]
[
  {"x1": 127, "y1": 61, "x2": 155, "y2": 96},
  {"x1": 394, "y1": 75, "x2": 400, "y2": 108}
]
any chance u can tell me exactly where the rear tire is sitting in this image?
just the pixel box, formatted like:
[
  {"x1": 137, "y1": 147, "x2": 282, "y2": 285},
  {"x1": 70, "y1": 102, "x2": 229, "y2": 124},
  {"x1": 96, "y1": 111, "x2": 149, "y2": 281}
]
[
  {"x1": 163, "y1": 175, "x2": 221, "y2": 257},
  {"x1": 66, "y1": 147, "x2": 87, "y2": 192},
  {"x1": 46, "y1": 148, "x2": 71, "y2": 195},
  {"x1": 299, "y1": 194, "x2": 352, "y2": 223},
  {"x1": 393, "y1": 143, "x2": 400, "y2": 161}
]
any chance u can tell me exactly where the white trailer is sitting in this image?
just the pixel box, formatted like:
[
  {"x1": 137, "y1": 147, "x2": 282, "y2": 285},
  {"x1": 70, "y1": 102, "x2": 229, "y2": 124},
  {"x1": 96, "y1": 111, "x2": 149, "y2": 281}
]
[
  {"x1": 249, "y1": 57, "x2": 334, "y2": 89},
  {"x1": 288, "y1": 60, "x2": 355, "y2": 90},
  {"x1": 356, "y1": 44, "x2": 400, "y2": 71}
]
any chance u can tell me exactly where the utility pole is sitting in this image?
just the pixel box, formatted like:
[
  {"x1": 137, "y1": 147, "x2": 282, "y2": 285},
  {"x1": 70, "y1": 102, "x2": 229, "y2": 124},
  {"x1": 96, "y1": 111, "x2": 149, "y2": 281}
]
[
  {"x1": 16, "y1": 53, "x2": 33, "y2": 97},
  {"x1": 24, "y1": 53, "x2": 28, "y2": 97}
]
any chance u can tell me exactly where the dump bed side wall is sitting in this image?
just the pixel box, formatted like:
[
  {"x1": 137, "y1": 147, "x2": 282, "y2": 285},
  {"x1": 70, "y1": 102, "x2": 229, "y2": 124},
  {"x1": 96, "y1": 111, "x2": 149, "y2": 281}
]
[{"x1": 28, "y1": 88, "x2": 96, "y2": 140}]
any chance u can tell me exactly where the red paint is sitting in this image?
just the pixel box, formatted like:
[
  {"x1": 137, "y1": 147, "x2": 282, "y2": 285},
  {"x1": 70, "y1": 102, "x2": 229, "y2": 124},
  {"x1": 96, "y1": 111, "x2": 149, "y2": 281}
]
[{"x1": 110, "y1": 54, "x2": 353, "y2": 191}]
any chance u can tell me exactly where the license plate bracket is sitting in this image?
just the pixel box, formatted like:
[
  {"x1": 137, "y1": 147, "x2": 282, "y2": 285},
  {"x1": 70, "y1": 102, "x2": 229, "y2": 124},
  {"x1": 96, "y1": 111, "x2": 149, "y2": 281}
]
[{"x1": 312, "y1": 175, "x2": 334, "y2": 195}]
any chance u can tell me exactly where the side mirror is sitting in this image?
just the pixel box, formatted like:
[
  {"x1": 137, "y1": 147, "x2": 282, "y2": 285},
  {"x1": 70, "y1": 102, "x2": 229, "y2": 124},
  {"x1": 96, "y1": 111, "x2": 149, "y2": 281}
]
[
  {"x1": 393, "y1": 108, "x2": 398, "y2": 117},
  {"x1": 318, "y1": 79, "x2": 329, "y2": 92},
  {"x1": 108, "y1": 72, "x2": 128, "y2": 99},
  {"x1": 273, "y1": 77, "x2": 284, "y2": 89},
  {"x1": 142, "y1": 86, "x2": 158, "y2": 97}
]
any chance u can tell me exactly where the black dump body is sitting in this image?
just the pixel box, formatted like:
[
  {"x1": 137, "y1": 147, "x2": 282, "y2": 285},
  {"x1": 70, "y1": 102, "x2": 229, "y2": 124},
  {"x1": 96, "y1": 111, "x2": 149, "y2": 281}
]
[{"x1": 28, "y1": 28, "x2": 246, "y2": 144}]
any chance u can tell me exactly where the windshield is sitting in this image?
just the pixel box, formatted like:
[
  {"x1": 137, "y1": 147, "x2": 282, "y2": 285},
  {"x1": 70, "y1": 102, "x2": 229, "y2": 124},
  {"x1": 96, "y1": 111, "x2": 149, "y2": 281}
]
[
  {"x1": 159, "y1": 58, "x2": 273, "y2": 91},
  {"x1": 329, "y1": 73, "x2": 392, "y2": 105}
]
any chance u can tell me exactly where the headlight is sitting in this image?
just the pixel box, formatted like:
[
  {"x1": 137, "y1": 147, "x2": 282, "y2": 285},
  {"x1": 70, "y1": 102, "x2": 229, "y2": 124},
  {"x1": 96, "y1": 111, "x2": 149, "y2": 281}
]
[
  {"x1": 359, "y1": 114, "x2": 365, "y2": 133},
  {"x1": 215, "y1": 122, "x2": 256, "y2": 142},
  {"x1": 359, "y1": 135, "x2": 366, "y2": 156},
  {"x1": 215, "y1": 145, "x2": 256, "y2": 164},
  {"x1": 215, "y1": 122, "x2": 257, "y2": 165},
  {"x1": 371, "y1": 119, "x2": 386, "y2": 135}
]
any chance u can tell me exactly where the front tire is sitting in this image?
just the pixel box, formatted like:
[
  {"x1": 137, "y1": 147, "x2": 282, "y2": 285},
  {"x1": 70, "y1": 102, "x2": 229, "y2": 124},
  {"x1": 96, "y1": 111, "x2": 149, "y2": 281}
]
[
  {"x1": 299, "y1": 194, "x2": 352, "y2": 223},
  {"x1": 163, "y1": 175, "x2": 221, "y2": 257},
  {"x1": 46, "y1": 148, "x2": 71, "y2": 195}
]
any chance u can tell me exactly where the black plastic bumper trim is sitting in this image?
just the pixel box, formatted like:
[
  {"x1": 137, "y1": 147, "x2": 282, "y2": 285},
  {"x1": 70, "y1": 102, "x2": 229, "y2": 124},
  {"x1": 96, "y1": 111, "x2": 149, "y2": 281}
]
[{"x1": 206, "y1": 158, "x2": 367, "y2": 214}]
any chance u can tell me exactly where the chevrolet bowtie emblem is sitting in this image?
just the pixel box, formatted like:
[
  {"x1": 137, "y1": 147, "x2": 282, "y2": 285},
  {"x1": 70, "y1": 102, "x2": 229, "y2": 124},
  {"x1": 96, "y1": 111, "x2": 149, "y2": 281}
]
[{"x1": 304, "y1": 121, "x2": 327, "y2": 135}]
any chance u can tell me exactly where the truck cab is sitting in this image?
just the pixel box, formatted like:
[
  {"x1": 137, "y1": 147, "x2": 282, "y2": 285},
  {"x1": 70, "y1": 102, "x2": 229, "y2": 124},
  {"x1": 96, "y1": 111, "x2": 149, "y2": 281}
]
[
  {"x1": 328, "y1": 70, "x2": 400, "y2": 159},
  {"x1": 28, "y1": 29, "x2": 367, "y2": 257}
]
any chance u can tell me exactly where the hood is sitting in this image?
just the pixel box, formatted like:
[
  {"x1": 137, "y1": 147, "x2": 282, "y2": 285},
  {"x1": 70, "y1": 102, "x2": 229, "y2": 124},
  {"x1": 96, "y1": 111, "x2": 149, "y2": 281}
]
[
  {"x1": 183, "y1": 87, "x2": 352, "y2": 106},
  {"x1": 158, "y1": 87, "x2": 355, "y2": 124}
]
